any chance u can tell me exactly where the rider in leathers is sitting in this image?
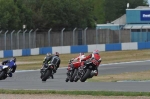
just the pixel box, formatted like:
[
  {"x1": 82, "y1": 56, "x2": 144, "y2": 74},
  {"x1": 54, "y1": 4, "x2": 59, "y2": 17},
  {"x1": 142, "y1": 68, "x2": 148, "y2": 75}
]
[
  {"x1": 42, "y1": 53, "x2": 52, "y2": 68},
  {"x1": 50, "y1": 52, "x2": 61, "y2": 73},
  {"x1": 80, "y1": 50, "x2": 101, "y2": 76}
]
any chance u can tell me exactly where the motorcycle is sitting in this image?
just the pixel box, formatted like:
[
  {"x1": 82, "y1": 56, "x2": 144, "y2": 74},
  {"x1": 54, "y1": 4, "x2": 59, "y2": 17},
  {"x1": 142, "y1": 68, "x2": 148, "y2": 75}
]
[
  {"x1": 0, "y1": 65, "x2": 12, "y2": 80},
  {"x1": 65, "y1": 60, "x2": 80, "y2": 82},
  {"x1": 40, "y1": 63, "x2": 55, "y2": 81},
  {"x1": 74, "y1": 59, "x2": 100, "y2": 82}
]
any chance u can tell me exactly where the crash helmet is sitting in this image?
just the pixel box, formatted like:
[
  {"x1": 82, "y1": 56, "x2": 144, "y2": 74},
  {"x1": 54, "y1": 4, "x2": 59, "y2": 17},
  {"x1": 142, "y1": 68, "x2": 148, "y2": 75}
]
[
  {"x1": 55, "y1": 52, "x2": 59, "y2": 57},
  {"x1": 11, "y1": 57, "x2": 16, "y2": 62},
  {"x1": 46, "y1": 53, "x2": 51, "y2": 57},
  {"x1": 93, "y1": 50, "x2": 99, "y2": 54},
  {"x1": 79, "y1": 52, "x2": 84, "y2": 56}
]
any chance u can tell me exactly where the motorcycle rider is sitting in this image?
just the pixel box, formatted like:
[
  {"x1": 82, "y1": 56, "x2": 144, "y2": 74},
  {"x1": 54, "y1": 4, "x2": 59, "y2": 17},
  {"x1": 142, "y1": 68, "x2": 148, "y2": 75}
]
[
  {"x1": 41, "y1": 53, "x2": 53, "y2": 78},
  {"x1": 42, "y1": 52, "x2": 60, "y2": 72},
  {"x1": 42, "y1": 53, "x2": 52, "y2": 68},
  {"x1": 50, "y1": 52, "x2": 61, "y2": 73},
  {"x1": 80, "y1": 50, "x2": 102, "y2": 76},
  {"x1": 1, "y1": 57, "x2": 17, "y2": 77}
]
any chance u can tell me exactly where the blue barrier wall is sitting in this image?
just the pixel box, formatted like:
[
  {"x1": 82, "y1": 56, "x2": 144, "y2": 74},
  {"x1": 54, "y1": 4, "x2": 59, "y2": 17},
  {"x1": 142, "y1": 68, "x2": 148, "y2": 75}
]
[
  {"x1": 0, "y1": 42, "x2": 150, "y2": 58},
  {"x1": 105, "y1": 43, "x2": 121, "y2": 51},
  {"x1": 138, "y1": 42, "x2": 150, "y2": 49},
  {"x1": 71, "y1": 45, "x2": 88, "y2": 53},
  {"x1": 39, "y1": 47, "x2": 52, "y2": 54},
  {"x1": 22, "y1": 49, "x2": 31, "y2": 56},
  {"x1": 4, "y1": 50, "x2": 13, "y2": 58}
]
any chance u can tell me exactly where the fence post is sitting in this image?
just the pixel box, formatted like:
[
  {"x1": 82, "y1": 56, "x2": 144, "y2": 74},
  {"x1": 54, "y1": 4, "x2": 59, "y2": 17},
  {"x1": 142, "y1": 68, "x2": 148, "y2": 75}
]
[
  {"x1": 73, "y1": 27, "x2": 77, "y2": 45},
  {"x1": 29, "y1": 29, "x2": 33, "y2": 48},
  {"x1": 11, "y1": 30, "x2": 15, "y2": 49},
  {"x1": 48, "y1": 28, "x2": 52, "y2": 46},
  {"x1": 84, "y1": 27, "x2": 88, "y2": 45},
  {"x1": 96, "y1": 28, "x2": 98, "y2": 44},
  {"x1": 140, "y1": 25, "x2": 143, "y2": 42},
  {"x1": 33, "y1": 28, "x2": 38, "y2": 48},
  {"x1": 23, "y1": 29, "x2": 27, "y2": 49},
  {"x1": 146, "y1": 28, "x2": 148, "y2": 41},
  {"x1": 0, "y1": 30, "x2": 2, "y2": 49},
  {"x1": 4, "y1": 30, "x2": 9, "y2": 50},
  {"x1": 0, "y1": 30, "x2": 2, "y2": 34},
  {"x1": 17, "y1": 30, "x2": 21, "y2": 49},
  {"x1": 61, "y1": 28, "x2": 65, "y2": 46},
  {"x1": 130, "y1": 26, "x2": 133, "y2": 42},
  {"x1": 108, "y1": 28, "x2": 110, "y2": 44},
  {"x1": 119, "y1": 26, "x2": 121, "y2": 43}
]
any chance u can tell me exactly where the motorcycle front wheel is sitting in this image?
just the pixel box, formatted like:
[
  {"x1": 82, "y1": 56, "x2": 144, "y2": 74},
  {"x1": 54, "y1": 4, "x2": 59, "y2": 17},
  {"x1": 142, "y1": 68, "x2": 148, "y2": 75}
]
[
  {"x1": 80, "y1": 69, "x2": 91, "y2": 82},
  {"x1": 70, "y1": 69, "x2": 78, "y2": 82},
  {"x1": 0, "y1": 71, "x2": 6, "y2": 80},
  {"x1": 41, "y1": 69, "x2": 52, "y2": 81}
]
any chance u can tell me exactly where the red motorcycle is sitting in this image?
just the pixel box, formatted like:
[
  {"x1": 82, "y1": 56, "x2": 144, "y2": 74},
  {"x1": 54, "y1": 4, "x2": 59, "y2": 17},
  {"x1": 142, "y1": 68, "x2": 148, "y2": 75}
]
[
  {"x1": 74, "y1": 58, "x2": 100, "y2": 82},
  {"x1": 65, "y1": 60, "x2": 81, "y2": 82}
]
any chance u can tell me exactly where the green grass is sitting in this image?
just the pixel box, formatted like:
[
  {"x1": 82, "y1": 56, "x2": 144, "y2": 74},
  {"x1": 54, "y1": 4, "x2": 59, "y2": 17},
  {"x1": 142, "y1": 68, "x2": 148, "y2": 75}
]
[
  {"x1": 0, "y1": 89, "x2": 150, "y2": 96},
  {"x1": 17, "y1": 63, "x2": 41, "y2": 70}
]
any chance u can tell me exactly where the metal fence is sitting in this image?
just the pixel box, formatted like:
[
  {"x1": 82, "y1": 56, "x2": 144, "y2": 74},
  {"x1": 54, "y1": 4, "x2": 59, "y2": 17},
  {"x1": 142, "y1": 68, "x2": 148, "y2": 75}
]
[{"x1": 1, "y1": 27, "x2": 149, "y2": 50}]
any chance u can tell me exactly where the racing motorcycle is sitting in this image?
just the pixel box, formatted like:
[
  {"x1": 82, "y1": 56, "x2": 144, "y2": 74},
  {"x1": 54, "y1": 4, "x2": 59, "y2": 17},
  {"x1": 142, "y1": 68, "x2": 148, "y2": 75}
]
[
  {"x1": 40, "y1": 63, "x2": 55, "y2": 81},
  {"x1": 0, "y1": 65, "x2": 12, "y2": 80},
  {"x1": 65, "y1": 60, "x2": 79, "y2": 82},
  {"x1": 74, "y1": 59, "x2": 100, "y2": 82}
]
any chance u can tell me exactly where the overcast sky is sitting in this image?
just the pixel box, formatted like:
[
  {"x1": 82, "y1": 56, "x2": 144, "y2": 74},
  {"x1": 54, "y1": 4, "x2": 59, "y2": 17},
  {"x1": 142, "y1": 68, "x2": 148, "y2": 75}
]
[{"x1": 148, "y1": 0, "x2": 150, "y2": 5}]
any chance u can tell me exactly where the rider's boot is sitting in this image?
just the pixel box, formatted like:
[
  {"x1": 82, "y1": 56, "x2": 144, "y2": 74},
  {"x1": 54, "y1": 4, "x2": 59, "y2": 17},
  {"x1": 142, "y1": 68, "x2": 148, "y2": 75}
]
[{"x1": 7, "y1": 73, "x2": 12, "y2": 77}]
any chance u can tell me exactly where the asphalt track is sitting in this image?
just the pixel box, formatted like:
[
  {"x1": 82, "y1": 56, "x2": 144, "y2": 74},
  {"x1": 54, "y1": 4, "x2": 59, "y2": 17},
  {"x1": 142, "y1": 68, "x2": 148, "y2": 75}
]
[{"x1": 1, "y1": 61, "x2": 150, "y2": 92}]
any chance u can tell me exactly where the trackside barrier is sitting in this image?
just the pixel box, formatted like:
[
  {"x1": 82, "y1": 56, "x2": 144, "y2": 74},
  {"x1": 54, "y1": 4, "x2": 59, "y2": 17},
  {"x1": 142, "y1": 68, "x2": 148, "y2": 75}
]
[{"x1": 0, "y1": 42, "x2": 150, "y2": 58}]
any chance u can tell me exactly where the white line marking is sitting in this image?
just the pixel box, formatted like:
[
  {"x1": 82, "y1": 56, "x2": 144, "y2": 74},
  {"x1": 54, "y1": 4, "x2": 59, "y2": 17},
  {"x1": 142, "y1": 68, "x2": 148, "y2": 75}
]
[{"x1": 100, "y1": 60, "x2": 150, "y2": 66}]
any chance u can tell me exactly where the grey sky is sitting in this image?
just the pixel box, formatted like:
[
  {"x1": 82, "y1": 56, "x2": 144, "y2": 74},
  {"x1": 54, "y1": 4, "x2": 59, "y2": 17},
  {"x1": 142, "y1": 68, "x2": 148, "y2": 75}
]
[{"x1": 148, "y1": 0, "x2": 150, "y2": 4}]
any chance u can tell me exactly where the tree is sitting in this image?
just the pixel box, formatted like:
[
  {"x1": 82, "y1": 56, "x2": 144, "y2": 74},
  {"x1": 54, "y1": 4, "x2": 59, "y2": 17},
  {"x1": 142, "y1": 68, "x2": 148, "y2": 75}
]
[
  {"x1": 15, "y1": 0, "x2": 33, "y2": 29},
  {"x1": 41, "y1": 0, "x2": 95, "y2": 29},
  {"x1": 103, "y1": 0, "x2": 148, "y2": 23},
  {"x1": 93, "y1": 0, "x2": 105, "y2": 24},
  {"x1": 0, "y1": 0, "x2": 20, "y2": 30},
  {"x1": 0, "y1": 0, "x2": 147, "y2": 30}
]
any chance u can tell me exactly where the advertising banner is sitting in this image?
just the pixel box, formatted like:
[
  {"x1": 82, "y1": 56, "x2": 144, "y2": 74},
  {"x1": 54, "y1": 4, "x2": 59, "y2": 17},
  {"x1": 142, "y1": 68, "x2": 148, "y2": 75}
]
[{"x1": 140, "y1": 10, "x2": 150, "y2": 21}]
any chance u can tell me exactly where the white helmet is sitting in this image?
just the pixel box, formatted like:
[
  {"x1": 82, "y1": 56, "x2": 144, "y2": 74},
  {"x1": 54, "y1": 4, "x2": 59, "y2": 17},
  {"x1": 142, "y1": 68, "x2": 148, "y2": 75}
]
[{"x1": 93, "y1": 50, "x2": 99, "y2": 54}]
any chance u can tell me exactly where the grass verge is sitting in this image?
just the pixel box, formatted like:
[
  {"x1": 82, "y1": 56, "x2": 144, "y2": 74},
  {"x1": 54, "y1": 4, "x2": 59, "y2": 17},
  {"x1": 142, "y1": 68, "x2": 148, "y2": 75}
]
[{"x1": 0, "y1": 89, "x2": 150, "y2": 96}]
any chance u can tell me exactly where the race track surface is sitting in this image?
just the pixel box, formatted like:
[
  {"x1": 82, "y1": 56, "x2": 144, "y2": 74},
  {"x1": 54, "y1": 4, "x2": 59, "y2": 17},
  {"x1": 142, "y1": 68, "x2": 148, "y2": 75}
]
[{"x1": 1, "y1": 61, "x2": 150, "y2": 92}]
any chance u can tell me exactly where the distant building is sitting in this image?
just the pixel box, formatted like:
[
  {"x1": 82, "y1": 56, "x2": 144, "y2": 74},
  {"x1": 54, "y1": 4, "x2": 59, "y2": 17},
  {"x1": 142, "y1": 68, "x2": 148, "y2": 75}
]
[{"x1": 96, "y1": 6, "x2": 150, "y2": 42}]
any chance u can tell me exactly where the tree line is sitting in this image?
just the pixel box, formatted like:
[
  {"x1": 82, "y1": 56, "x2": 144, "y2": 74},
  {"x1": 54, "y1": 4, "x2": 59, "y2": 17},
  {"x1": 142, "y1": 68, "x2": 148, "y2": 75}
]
[{"x1": 0, "y1": 0, "x2": 147, "y2": 30}]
